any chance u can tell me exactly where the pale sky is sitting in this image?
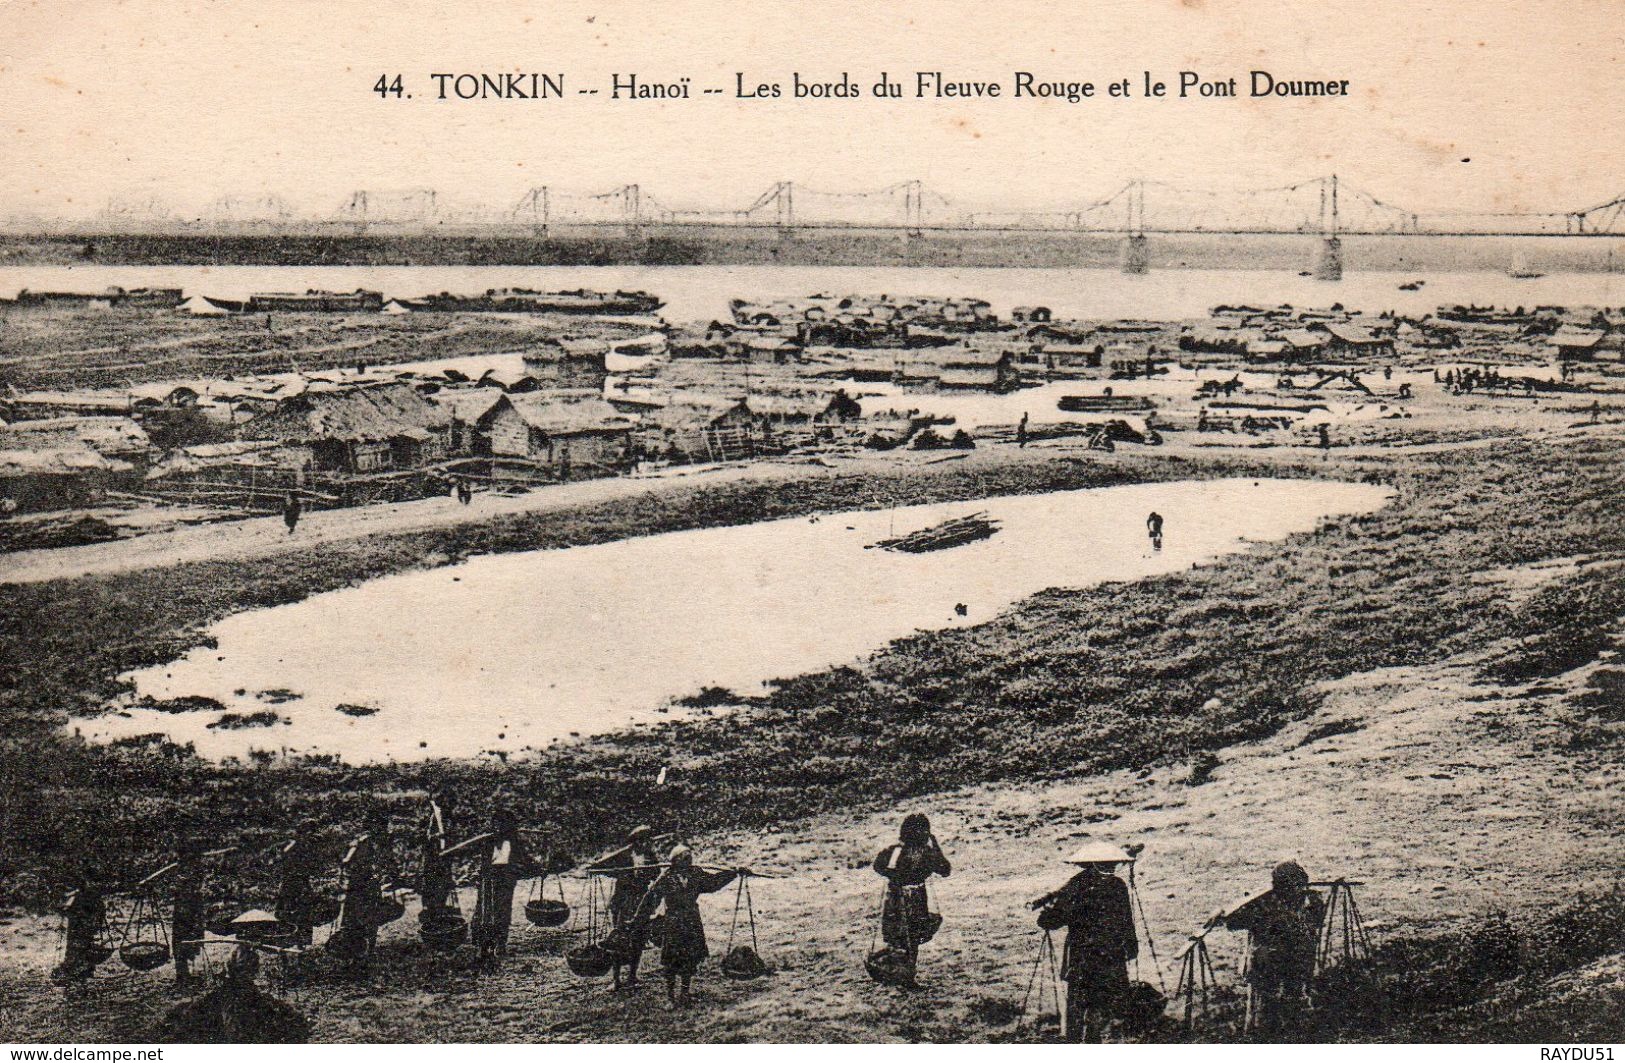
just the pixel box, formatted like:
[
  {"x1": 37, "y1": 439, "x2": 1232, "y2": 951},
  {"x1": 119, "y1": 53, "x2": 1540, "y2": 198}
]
[{"x1": 2, "y1": 0, "x2": 1621, "y2": 222}]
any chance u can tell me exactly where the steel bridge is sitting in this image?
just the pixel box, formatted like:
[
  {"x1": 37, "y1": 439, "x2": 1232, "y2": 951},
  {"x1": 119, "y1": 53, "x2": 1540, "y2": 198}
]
[
  {"x1": 93, "y1": 177, "x2": 1625, "y2": 249},
  {"x1": 499, "y1": 175, "x2": 1625, "y2": 239}
]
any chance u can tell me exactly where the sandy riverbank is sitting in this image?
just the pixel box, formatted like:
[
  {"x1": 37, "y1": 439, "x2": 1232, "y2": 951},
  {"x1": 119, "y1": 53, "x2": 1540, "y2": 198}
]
[{"x1": 1, "y1": 423, "x2": 1621, "y2": 1042}]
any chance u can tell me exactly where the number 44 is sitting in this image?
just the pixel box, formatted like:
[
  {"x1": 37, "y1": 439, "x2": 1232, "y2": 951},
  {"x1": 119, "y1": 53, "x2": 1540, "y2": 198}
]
[{"x1": 374, "y1": 75, "x2": 405, "y2": 99}]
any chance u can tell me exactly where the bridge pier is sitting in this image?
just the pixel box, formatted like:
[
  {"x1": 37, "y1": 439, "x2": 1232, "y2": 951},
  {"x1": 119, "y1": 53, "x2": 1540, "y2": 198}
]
[
  {"x1": 1120, "y1": 234, "x2": 1150, "y2": 274},
  {"x1": 1314, "y1": 236, "x2": 1343, "y2": 281}
]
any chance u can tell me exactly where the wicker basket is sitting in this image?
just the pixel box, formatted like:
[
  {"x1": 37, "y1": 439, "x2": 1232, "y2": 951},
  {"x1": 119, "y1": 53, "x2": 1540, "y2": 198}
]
[
  {"x1": 324, "y1": 926, "x2": 369, "y2": 959},
  {"x1": 524, "y1": 899, "x2": 570, "y2": 927},
  {"x1": 864, "y1": 947, "x2": 914, "y2": 985},
  {"x1": 720, "y1": 944, "x2": 769, "y2": 981},
  {"x1": 565, "y1": 943, "x2": 614, "y2": 978},
  {"x1": 418, "y1": 911, "x2": 467, "y2": 952},
  {"x1": 119, "y1": 941, "x2": 172, "y2": 972}
]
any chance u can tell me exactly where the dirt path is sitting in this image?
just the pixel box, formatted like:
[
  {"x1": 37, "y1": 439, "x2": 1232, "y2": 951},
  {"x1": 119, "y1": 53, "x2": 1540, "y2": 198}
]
[
  {"x1": 0, "y1": 458, "x2": 834, "y2": 586},
  {"x1": 4, "y1": 632, "x2": 1617, "y2": 1042}
]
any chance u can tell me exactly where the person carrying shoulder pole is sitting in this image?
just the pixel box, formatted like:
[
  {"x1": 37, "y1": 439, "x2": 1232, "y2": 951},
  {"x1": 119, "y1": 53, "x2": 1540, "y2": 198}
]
[
  {"x1": 872, "y1": 812, "x2": 951, "y2": 986},
  {"x1": 1209, "y1": 860, "x2": 1326, "y2": 1041},
  {"x1": 419, "y1": 787, "x2": 457, "y2": 916},
  {"x1": 589, "y1": 824, "x2": 662, "y2": 991},
  {"x1": 1032, "y1": 842, "x2": 1139, "y2": 1044},
  {"x1": 471, "y1": 808, "x2": 537, "y2": 963},
  {"x1": 632, "y1": 844, "x2": 743, "y2": 1009},
  {"x1": 171, "y1": 836, "x2": 207, "y2": 987},
  {"x1": 275, "y1": 824, "x2": 322, "y2": 948}
]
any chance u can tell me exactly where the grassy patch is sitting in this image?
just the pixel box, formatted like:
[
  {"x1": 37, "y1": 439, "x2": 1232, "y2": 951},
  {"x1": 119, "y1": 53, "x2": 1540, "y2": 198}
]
[{"x1": 1, "y1": 439, "x2": 1622, "y2": 914}]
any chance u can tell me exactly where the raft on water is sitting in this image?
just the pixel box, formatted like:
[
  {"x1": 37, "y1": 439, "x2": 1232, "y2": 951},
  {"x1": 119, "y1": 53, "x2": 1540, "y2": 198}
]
[{"x1": 869, "y1": 511, "x2": 1001, "y2": 553}]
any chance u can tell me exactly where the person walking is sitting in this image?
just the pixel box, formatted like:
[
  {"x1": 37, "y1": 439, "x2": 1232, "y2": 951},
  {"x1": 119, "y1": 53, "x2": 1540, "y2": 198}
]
[
  {"x1": 282, "y1": 492, "x2": 301, "y2": 535},
  {"x1": 57, "y1": 868, "x2": 107, "y2": 986},
  {"x1": 872, "y1": 813, "x2": 952, "y2": 985},
  {"x1": 419, "y1": 788, "x2": 457, "y2": 916},
  {"x1": 274, "y1": 828, "x2": 323, "y2": 948},
  {"x1": 632, "y1": 845, "x2": 741, "y2": 1009},
  {"x1": 1017, "y1": 412, "x2": 1030, "y2": 448},
  {"x1": 337, "y1": 809, "x2": 390, "y2": 979},
  {"x1": 589, "y1": 825, "x2": 662, "y2": 990},
  {"x1": 471, "y1": 808, "x2": 539, "y2": 962},
  {"x1": 171, "y1": 838, "x2": 206, "y2": 988},
  {"x1": 1032, "y1": 843, "x2": 1140, "y2": 1043},
  {"x1": 1146, "y1": 511, "x2": 1164, "y2": 551},
  {"x1": 1213, "y1": 860, "x2": 1326, "y2": 1041}
]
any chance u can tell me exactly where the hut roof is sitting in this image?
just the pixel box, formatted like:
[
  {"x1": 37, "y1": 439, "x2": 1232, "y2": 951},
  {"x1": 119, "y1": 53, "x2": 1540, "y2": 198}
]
[
  {"x1": 0, "y1": 416, "x2": 149, "y2": 456},
  {"x1": 937, "y1": 367, "x2": 1002, "y2": 387},
  {"x1": 909, "y1": 346, "x2": 1010, "y2": 367},
  {"x1": 0, "y1": 448, "x2": 133, "y2": 478},
  {"x1": 1281, "y1": 329, "x2": 1330, "y2": 349},
  {"x1": 243, "y1": 382, "x2": 450, "y2": 444},
  {"x1": 484, "y1": 394, "x2": 634, "y2": 437},
  {"x1": 746, "y1": 394, "x2": 829, "y2": 418},
  {"x1": 738, "y1": 334, "x2": 802, "y2": 351},
  {"x1": 642, "y1": 396, "x2": 751, "y2": 430},
  {"x1": 1550, "y1": 328, "x2": 1605, "y2": 349},
  {"x1": 1322, "y1": 322, "x2": 1386, "y2": 345},
  {"x1": 431, "y1": 388, "x2": 506, "y2": 423}
]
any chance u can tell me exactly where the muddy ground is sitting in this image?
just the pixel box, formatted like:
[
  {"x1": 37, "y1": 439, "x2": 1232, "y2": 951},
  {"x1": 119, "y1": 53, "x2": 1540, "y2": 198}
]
[{"x1": 2, "y1": 633, "x2": 1620, "y2": 1042}]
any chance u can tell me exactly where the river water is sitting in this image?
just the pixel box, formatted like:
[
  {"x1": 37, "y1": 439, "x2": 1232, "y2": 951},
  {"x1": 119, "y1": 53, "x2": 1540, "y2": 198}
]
[
  {"x1": 87, "y1": 477, "x2": 1392, "y2": 764},
  {"x1": 2, "y1": 263, "x2": 1622, "y2": 324}
]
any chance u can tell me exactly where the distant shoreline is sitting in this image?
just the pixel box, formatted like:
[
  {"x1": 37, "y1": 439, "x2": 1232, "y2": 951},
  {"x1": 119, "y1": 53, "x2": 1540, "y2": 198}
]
[{"x1": 1, "y1": 231, "x2": 1621, "y2": 271}]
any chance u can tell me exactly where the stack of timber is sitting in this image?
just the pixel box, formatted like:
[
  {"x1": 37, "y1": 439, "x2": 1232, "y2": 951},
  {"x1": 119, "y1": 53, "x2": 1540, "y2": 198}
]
[{"x1": 870, "y1": 511, "x2": 1001, "y2": 553}]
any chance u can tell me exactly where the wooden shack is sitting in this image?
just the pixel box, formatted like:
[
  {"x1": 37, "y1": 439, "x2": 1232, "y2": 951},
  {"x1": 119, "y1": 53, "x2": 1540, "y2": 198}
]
[
  {"x1": 521, "y1": 337, "x2": 611, "y2": 389},
  {"x1": 476, "y1": 394, "x2": 634, "y2": 479},
  {"x1": 637, "y1": 396, "x2": 756, "y2": 463},
  {"x1": 241, "y1": 382, "x2": 452, "y2": 473}
]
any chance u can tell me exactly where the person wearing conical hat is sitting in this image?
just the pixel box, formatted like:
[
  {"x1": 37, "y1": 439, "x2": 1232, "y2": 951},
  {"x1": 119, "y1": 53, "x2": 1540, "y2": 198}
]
[
  {"x1": 632, "y1": 845, "x2": 741, "y2": 1009},
  {"x1": 1031, "y1": 842, "x2": 1139, "y2": 1043},
  {"x1": 1212, "y1": 860, "x2": 1325, "y2": 1040}
]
